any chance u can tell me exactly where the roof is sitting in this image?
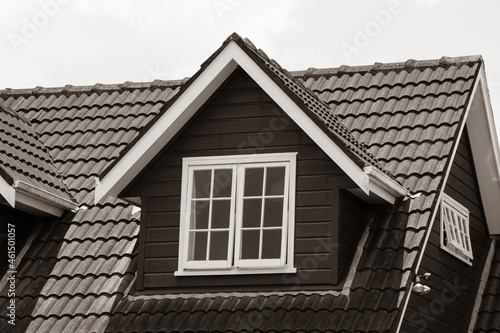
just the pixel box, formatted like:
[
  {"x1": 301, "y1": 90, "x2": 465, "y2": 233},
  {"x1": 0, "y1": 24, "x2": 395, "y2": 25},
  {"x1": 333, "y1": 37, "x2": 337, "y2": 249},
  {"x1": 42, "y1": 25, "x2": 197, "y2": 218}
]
[
  {"x1": 295, "y1": 55, "x2": 480, "y2": 193},
  {"x1": 0, "y1": 34, "x2": 490, "y2": 332},
  {"x1": 0, "y1": 105, "x2": 76, "y2": 215}
]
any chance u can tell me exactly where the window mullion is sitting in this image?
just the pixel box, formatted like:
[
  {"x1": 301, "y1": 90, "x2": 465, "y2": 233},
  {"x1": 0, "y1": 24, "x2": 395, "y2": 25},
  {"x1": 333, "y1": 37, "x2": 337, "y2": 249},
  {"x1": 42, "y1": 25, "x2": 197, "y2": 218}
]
[
  {"x1": 234, "y1": 163, "x2": 245, "y2": 266},
  {"x1": 280, "y1": 164, "x2": 289, "y2": 265},
  {"x1": 258, "y1": 166, "x2": 267, "y2": 260},
  {"x1": 227, "y1": 165, "x2": 237, "y2": 267}
]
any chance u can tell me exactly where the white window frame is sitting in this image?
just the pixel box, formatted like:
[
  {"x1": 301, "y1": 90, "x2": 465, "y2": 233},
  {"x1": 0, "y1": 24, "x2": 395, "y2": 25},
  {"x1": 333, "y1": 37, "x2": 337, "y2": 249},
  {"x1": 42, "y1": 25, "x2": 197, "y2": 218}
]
[
  {"x1": 175, "y1": 152, "x2": 297, "y2": 276},
  {"x1": 440, "y1": 193, "x2": 473, "y2": 265}
]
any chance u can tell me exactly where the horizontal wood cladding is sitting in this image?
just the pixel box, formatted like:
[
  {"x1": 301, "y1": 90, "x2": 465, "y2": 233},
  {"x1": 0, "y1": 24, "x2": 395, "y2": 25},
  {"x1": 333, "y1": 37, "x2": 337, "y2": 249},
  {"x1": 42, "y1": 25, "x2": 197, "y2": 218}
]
[
  {"x1": 127, "y1": 68, "x2": 369, "y2": 291},
  {"x1": 402, "y1": 130, "x2": 491, "y2": 333}
]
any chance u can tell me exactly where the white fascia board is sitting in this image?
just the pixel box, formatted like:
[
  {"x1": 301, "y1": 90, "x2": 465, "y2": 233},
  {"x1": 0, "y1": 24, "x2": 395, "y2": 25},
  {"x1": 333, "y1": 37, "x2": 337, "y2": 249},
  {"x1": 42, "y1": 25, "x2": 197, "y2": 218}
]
[
  {"x1": 1, "y1": 178, "x2": 77, "y2": 216},
  {"x1": 364, "y1": 166, "x2": 409, "y2": 204},
  {"x1": 15, "y1": 191, "x2": 64, "y2": 216},
  {"x1": 466, "y1": 69, "x2": 500, "y2": 235},
  {"x1": 13, "y1": 180, "x2": 77, "y2": 216},
  {"x1": 0, "y1": 176, "x2": 16, "y2": 207}
]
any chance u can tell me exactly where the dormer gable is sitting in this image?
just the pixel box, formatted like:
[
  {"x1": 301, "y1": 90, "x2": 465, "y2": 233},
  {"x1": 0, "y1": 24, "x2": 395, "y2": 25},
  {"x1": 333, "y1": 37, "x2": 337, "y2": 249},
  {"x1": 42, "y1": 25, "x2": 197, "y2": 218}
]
[{"x1": 94, "y1": 33, "x2": 408, "y2": 206}]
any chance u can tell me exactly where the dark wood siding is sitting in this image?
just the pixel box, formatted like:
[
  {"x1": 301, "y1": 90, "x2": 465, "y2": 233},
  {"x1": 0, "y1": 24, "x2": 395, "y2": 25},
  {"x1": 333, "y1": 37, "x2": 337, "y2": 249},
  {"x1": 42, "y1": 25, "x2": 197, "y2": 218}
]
[
  {"x1": 401, "y1": 130, "x2": 491, "y2": 333},
  {"x1": 126, "y1": 68, "x2": 370, "y2": 291}
]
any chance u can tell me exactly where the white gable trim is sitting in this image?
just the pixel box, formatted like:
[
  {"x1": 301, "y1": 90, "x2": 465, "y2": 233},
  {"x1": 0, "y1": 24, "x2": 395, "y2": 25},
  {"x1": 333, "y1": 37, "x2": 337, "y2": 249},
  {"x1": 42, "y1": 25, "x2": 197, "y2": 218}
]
[
  {"x1": 95, "y1": 41, "x2": 407, "y2": 204},
  {"x1": 466, "y1": 68, "x2": 500, "y2": 234}
]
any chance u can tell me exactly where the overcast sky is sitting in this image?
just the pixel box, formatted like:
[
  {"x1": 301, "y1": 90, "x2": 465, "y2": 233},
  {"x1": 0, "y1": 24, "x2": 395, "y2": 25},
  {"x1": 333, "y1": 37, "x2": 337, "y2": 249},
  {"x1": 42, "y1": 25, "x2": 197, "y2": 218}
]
[{"x1": 1, "y1": 0, "x2": 500, "y2": 142}]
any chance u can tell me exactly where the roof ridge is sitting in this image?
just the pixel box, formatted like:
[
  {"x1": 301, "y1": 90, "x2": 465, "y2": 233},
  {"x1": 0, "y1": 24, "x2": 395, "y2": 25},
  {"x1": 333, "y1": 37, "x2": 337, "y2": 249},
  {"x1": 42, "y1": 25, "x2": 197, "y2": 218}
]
[
  {"x1": 0, "y1": 79, "x2": 185, "y2": 97},
  {"x1": 291, "y1": 55, "x2": 483, "y2": 78},
  {"x1": 0, "y1": 55, "x2": 481, "y2": 97}
]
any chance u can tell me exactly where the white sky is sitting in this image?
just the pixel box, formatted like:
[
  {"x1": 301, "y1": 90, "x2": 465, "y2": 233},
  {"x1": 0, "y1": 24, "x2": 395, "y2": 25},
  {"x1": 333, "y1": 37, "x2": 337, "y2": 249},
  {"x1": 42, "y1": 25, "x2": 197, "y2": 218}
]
[{"x1": 1, "y1": 0, "x2": 500, "y2": 145}]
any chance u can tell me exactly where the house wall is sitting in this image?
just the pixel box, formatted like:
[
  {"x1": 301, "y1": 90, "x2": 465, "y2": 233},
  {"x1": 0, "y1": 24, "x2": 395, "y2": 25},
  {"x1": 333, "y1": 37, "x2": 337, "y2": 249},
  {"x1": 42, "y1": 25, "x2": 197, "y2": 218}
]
[
  {"x1": 0, "y1": 204, "x2": 33, "y2": 277},
  {"x1": 401, "y1": 130, "x2": 491, "y2": 333},
  {"x1": 125, "y1": 68, "x2": 369, "y2": 291}
]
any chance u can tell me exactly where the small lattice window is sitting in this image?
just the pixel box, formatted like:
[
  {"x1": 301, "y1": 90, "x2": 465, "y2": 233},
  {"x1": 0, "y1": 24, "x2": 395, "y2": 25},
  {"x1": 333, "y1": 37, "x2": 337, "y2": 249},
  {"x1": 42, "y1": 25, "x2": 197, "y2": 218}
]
[{"x1": 440, "y1": 193, "x2": 473, "y2": 264}]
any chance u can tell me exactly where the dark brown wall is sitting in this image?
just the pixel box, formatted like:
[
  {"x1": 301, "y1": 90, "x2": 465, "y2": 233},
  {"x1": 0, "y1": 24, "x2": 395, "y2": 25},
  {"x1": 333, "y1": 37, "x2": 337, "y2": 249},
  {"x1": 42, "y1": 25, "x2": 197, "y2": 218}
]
[
  {"x1": 126, "y1": 68, "x2": 369, "y2": 292},
  {"x1": 401, "y1": 130, "x2": 491, "y2": 333},
  {"x1": 0, "y1": 204, "x2": 33, "y2": 277}
]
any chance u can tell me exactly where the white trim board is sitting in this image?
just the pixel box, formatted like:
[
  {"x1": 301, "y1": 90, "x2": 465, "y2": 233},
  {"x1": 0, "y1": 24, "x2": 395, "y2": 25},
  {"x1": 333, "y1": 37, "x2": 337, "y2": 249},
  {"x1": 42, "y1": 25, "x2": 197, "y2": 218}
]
[
  {"x1": 95, "y1": 40, "x2": 407, "y2": 205},
  {"x1": 466, "y1": 69, "x2": 500, "y2": 235},
  {"x1": 0, "y1": 177, "x2": 77, "y2": 216}
]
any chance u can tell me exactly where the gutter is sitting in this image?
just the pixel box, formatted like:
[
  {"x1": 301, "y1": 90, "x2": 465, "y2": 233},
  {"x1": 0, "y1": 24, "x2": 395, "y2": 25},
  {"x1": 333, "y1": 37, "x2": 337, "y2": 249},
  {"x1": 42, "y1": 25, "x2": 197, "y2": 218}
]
[
  {"x1": 12, "y1": 180, "x2": 78, "y2": 216},
  {"x1": 364, "y1": 165, "x2": 409, "y2": 203}
]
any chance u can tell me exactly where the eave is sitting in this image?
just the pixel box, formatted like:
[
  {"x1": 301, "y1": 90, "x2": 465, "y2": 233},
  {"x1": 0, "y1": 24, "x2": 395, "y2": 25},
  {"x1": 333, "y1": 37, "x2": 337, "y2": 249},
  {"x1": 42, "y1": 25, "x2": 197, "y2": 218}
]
[
  {"x1": 95, "y1": 37, "x2": 408, "y2": 205},
  {"x1": 0, "y1": 177, "x2": 77, "y2": 217}
]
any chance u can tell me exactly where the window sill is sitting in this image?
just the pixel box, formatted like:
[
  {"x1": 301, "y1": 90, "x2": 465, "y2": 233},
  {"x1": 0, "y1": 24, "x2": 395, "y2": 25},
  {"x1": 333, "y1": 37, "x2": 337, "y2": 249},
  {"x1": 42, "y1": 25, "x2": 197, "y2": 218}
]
[{"x1": 174, "y1": 267, "x2": 297, "y2": 276}]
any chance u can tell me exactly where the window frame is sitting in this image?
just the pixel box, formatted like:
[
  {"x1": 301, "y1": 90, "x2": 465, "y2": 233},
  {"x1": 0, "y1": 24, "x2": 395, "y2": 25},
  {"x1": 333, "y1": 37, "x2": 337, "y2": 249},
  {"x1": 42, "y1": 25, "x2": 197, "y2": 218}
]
[
  {"x1": 175, "y1": 152, "x2": 297, "y2": 276},
  {"x1": 440, "y1": 193, "x2": 473, "y2": 265}
]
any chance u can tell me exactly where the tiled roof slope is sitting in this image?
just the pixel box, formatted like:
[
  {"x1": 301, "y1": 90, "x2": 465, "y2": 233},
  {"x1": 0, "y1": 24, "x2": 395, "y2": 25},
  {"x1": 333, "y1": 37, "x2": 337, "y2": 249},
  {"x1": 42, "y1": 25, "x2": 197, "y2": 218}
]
[
  {"x1": 475, "y1": 238, "x2": 500, "y2": 332},
  {"x1": 294, "y1": 55, "x2": 480, "y2": 223},
  {"x1": 0, "y1": 39, "x2": 481, "y2": 332},
  {"x1": 0, "y1": 105, "x2": 72, "y2": 203},
  {"x1": 0, "y1": 81, "x2": 182, "y2": 204},
  {"x1": 0, "y1": 81, "x2": 181, "y2": 332},
  {"x1": 293, "y1": 57, "x2": 480, "y2": 331}
]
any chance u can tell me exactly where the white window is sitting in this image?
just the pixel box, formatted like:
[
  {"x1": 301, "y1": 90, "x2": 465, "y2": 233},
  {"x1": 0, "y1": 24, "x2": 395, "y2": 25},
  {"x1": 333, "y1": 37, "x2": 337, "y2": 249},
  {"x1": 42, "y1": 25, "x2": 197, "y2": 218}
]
[
  {"x1": 175, "y1": 153, "x2": 297, "y2": 276},
  {"x1": 440, "y1": 193, "x2": 473, "y2": 264}
]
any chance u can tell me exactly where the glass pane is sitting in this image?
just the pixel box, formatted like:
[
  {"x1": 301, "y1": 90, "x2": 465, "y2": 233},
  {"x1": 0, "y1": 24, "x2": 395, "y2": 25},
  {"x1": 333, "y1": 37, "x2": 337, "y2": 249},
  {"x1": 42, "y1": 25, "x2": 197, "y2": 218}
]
[
  {"x1": 209, "y1": 231, "x2": 229, "y2": 260},
  {"x1": 191, "y1": 201, "x2": 209, "y2": 229},
  {"x1": 213, "y1": 169, "x2": 233, "y2": 198},
  {"x1": 212, "y1": 200, "x2": 231, "y2": 228},
  {"x1": 193, "y1": 170, "x2": 212, "y2": 198},
  {"x1": 190, "y1": 231, "x2": 207, "y2": 261},
  {"x1": 244, "y1": 168, "x2": 264, "y2": 196},
  {"x1": 262, "y1": 229, "x2": 282, "y2": 259},
  {"x1": 263, "y1": 198, "x2": 284, "y2": 227},
  {"x1": 242, "y1": 199, "x2": 262, "y2": 228},
  {"x1": 265, "y1": 167, "x2": 285, "y2": 195},
  {"x1": 241, "y1": 229, "x2": 260, "y2": 259}
]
